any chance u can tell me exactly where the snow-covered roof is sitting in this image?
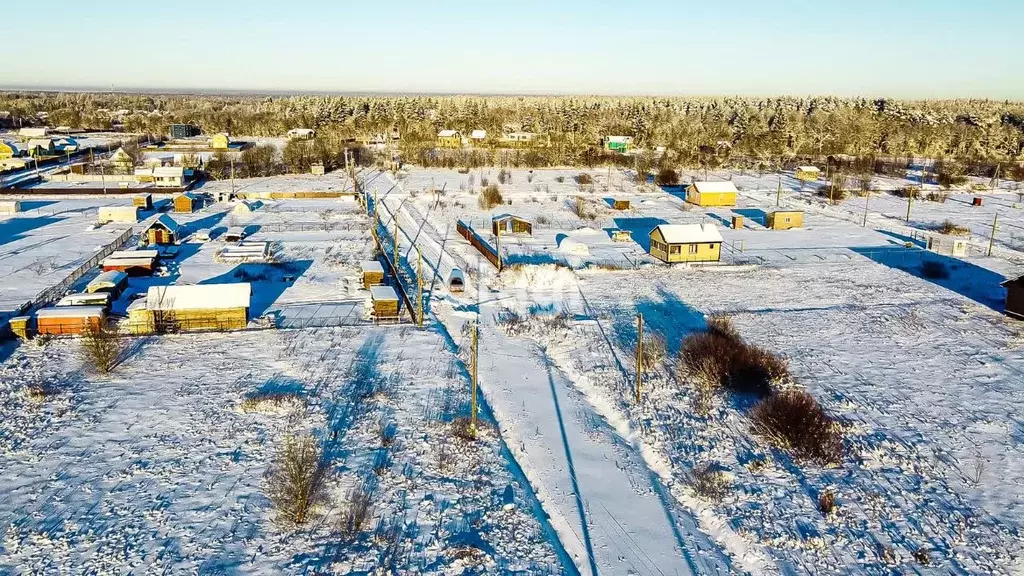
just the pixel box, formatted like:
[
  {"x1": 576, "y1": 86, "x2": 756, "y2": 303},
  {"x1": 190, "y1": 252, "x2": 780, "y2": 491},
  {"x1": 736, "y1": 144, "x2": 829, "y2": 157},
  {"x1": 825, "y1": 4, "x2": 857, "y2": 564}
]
[
  {"x1": 98, "y1": 206, "x2": 138, "y2": 215},
  {"x1": 652, "y1": 223, "x2": 723, "y2": 244},
  {"x1": 146, "y1": 283, "x2": 251, "y2": 311},
  {"x1": 88, "y1": 270, "x2": 128, "y2": 289},
  {"x1": 370, "y1": 285, "x2": 399, "y2": 301},
  {"x1": 606, "y1": 135, "x2": 633, "y2": 143},
  {"x1": 438, "y1": 130, "x2": 459, "y2": 138},
  {"x1": 27, "y1": 138, "x2": 54, "y2": 148},
  {"x1": 690, "y1": 181, "x2": 739, "y2": 194},
  {"x1": 361, "y1": 261, "x2": 384, "y2": 274},
  {"x1": 37, "y1": 306, "x2": 106, "y2": 319},
  {"x1": 287, "y1": 128, "x2": 315, "y2": 135},
  {"x1": 58, "y1": 293, "x2": 112, "y2": 307},
  {"x1": 148, "y1": 214, "x2": 179, "y2": 233},
  {"x1": 0, "y1": 141, "x2": 19, "y2": 154},
  {"x1": 154, "y1": 166, "x2": 185, "y2": 177},
  {"x1": 224, "y1": 226, "x2": 246, "y2": 237},
  {"x1": 471, "y1": 130, "x2": 486, "y2": 139},
  {"x1": 108, "y1": 249, "x2": 158, "y2": 260},
  {"x1": 559, "y1": 237, "x2": 590, "y2": 255},
  {"x1": 797, "y1": 166, "x2": 820, "y2": 172}
]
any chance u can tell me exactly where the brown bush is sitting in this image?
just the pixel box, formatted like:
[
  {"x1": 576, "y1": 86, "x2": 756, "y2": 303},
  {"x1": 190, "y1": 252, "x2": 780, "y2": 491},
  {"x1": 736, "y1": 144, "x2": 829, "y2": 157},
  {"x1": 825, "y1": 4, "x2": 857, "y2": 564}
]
[
  {"x1": 338, "y1": 478, "x2": 375, "y2": 541},
  {"x1": 576, "y1": 173, "x2": 594, "y2": 185},
  {"x1": 937, "y1": 219, "x2": 970, "y2": 236},
  {"x1": 750, "y1": 390, "x2": 843, "y2": 465},
  {"x1": 265, "y1": 434, "x2": 327, "y2": 525},
  {"x1": 80, "y1": 325, "x2": 125, "y2": 374},
  {"x1": 655, "y1": 167, "x2": 680, "y2": 186},
  {"x1": 478, "y1": 184, "x2": 503, "y2": 209},
  {"x1": 892, "y1": 186, "x2": 921, "y2": 199},
  {"x1": 818, "y1": 490, "x2": 836, "y2": 516},
  {"x1": 679, "y1": 322, "x2": 786, "y2": 398}
]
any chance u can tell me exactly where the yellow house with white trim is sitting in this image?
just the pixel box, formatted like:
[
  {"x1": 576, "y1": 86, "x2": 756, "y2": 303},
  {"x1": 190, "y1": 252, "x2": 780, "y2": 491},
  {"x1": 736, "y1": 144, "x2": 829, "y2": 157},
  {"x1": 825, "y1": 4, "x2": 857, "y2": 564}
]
[
  {"x1": 0, "y1": 141, "x2": 18, "y2": 160},
  {"x1": 648, "y1": 223, "x2": 722, "y2": 263},
  {"x1": 686, "y1": 181, "x2": 738, "y2": 207},
  {"x1": 437, "y1": 130, "x2": 462, "y2": 149}
]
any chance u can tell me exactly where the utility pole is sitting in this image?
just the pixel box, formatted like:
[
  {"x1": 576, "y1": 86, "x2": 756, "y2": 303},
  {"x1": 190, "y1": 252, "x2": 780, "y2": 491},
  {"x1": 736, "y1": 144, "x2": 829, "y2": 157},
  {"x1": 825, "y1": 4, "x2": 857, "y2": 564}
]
[
  {"x1": 776, "y1": 176, "x2": 782, "y2": 207},
  {"x1": 417, "y1": 247, "x2": 423, "y2": 328},
  {"x1": 495, "y1": 229, "x2": 502, "y2": 272},
  {"x1": 905, "y1": 188, "x2": 913, "y2": 222},
  {"x1": 863, "y1": 192, "x2": 870, "y2": 227},
  {"x1": 393, "y1": 218, "x2": 399, "y2": 269},
  {"x1": 991, "y1": 164, "x2": 1001, "y2": 191},
  {"x1": 471, "y1": 321, "x2": 479, "y2": 435},
  {"x1": 230, "y1": 156, "x2": 236, "y2": 199},
  {"x1": 635, "y1": 313, "x2": 644, "y2": 403},
  {"x1": 989, "y1": 212, "x2": 999, "y2": 257}
]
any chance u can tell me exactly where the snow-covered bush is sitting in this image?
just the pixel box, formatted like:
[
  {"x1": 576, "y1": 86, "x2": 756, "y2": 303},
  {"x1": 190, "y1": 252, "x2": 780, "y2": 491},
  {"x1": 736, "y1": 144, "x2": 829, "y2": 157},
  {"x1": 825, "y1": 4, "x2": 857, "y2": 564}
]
[
  {"x1": 265, "y1": 434, "x2": 327, "y2": 525},
  {"x1": 478, "y1": 184, "x2": 503, "y2": 209},
  {"x1": 689, "y1": 462, "x2": 732, "y2": 502},
  {"x1": 750, "y1": 390, "x2": 843, "y2": 465}
]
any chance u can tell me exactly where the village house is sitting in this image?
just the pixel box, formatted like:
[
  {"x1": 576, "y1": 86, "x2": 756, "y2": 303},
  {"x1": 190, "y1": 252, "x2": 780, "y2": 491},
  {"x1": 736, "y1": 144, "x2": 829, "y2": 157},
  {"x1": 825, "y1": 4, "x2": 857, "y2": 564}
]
[
  {"x1": 109, "y1": 147, "x2": 135, "y2": 171},
  {"x1": 170, "y1": 124, "x2": 201, "y2": 139},
  {"x1": 34, "y1": 306, "x2": 106, "y2": 336},
  {"x1": 648, "y1": 223, "x2": 723, "y2": 263},
  {"x1": 143, "y1": 214, "x2": 180, "y2": 245},
  {"x1": 287, "y1": 128, "x2": 316, "y2": 140},
  {"x1": 470, "y1": 130, "x2": 487, "y2": 145},
  {"x1": 499, "y1": 132, "x2": 543, "y2": 147},
  {"x1": 686, "y1": 181, "x2": 738, "y2": 207},
  {"x1": 27, "y1": 138, "x2": 56, "y2": 157},
  {"x1": 492, "y1": 214, "x2": 533, "y2": 236},
  {"x1": 19, "y1": 127, "x2": 49, "y2": 138},
  {"x1": 210, "y1": 133, "x2": 231, "y2": 150},
  {"x1": 604, "y1": 135, "x2": 634, "y2": 153},
  {"x1": 0, "y1": 141, "x2": 19, "y2": 160},
  {"x1": 437, "y1": 130, "x2": 462, "y2": 149},
  {"x1": 1003, "y1": 275, "x2": 1024, "y2": 320},
  {"x1": 129, "y1": 283, "x2": 251, "y2": 334},
  {"x1": 795, "y1": 166, "x2": 821, "y2": 181},
  {"x1": 767, "y1": 210, "x2": 805, "y2": 230},
  {"x1": 0, "y1": 200, "x2": 22, "y2": 215},
  {"x1": 927, "y1": 235, "x2": 969, "y2": 257}
]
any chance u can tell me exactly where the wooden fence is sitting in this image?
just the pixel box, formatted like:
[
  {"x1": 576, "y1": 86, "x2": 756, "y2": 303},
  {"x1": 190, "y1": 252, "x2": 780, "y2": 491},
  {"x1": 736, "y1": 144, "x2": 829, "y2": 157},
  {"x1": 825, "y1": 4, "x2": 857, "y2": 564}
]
[{"x1": 456, "y1": 219, "x2": 502, "y2": 271}]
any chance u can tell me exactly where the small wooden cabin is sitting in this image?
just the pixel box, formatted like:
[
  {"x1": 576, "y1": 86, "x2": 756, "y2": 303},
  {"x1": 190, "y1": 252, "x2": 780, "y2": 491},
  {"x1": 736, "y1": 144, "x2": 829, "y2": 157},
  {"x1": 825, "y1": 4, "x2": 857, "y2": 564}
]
[
  {"x1": 361, "y1": 261, "x2": 385, "y2": 289},
  {"x1": 492, "y1": 214, "x2": 533, "y2": 236},
  {"x1": 731, "y1": 215, "x2": 744, "y2": 229},
  {"x1": 612, "y1": 199, "x2": 631, "y2": 210},
  {"x1": 686, "y1": 181, "x2": 738, "y2": 207},
  {"x1": 369, "y1": 286, "x2": 400, "y2": 321},
  {"x1": 97, "y1": 206, "x2": 140, "y2": 224},
  {"x1": 133, "y1": 193, "x2": 153, "y2": 210},
  {"x1": 648, "y1": 223, "x2": 722, "y2": 263},
  {"x1": 144, "y1": 214, "x2": 180, "y2": 245},
  {"x1": 1003, "y1": 275, "x2": 1024, "y2": 320},
  {"x1": 57, "y1": 292, "x2": 113, "y2": 311},
  {"x1": 767, "y1": 211, "x2": 804, "y2": 230},
  {"x1": 610, "y1": 229, "x2": 632, "y2": 242},
  {"x1": 437, "y1": 130, "x2": 462, "y2": 149},
  {"x1": 131, "y1": 283, "x2": 251, "y2": 334},
  {"x1": 86, "y1": 270, "x2": 129, "y2": 298},
  {"x1": 174, "y1": 192, "x2": 201, "y2": 213},
  {"x1": 35, "y1": 306, "x2": 106, "y2": 336},
  {"x1": 795, "y1": 166, "x2": 821, "y2": 182},
  {"x1": 102, "y1": 250, "x2": 158, "y2": 276}
]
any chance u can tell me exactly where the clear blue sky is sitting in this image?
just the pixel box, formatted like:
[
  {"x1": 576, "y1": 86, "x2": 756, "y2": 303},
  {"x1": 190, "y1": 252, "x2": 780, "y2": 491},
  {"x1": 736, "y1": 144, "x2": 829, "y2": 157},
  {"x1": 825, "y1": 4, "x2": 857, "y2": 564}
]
[{"x1": 4, "y1": 0, "x2": 1022, "y2": 98}]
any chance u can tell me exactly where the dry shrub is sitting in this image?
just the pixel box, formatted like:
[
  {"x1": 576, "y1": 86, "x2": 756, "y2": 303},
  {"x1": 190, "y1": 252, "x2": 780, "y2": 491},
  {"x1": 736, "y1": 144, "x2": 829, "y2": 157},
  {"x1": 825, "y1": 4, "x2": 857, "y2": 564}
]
[
  {"x1": 655, "y1": 167, "x2": 680, "y2": 186},
  {"x1": 576, "y1": 173, "x2": 594, "y2": 185},
  {"x1": 497, "y1": 168, "x2": 511, "y2": 184},
  {"x1": 265, "y1": 434, "x2": 327, "y2": 525},
  {"x1": 24, "y1": 383, "x2": 56, "y2": 404},
  {"x1": 892, "y1": 186, "x2": 921, "y2": 199},
  {"x1": 480, "y1": 176, "x2": 489, "y2": 187},
  {"x1": 913, "y1": 548, "x2": 931, "y2": 566},
  {"x1": 638, "y1": 333, "x2": 666, "y2": 373},
  {"x1": 818, "y1": 490, "x2": 836, "y2": 516},
  {"x1": 690, "y1": 462, "x2": 731, "y2": 501},
  {"x1": 338, "y1": 478, "x2": 375, "y2": 541},
  {"x1": 378, "y1": 418, "x2": 397, "y2": 448},
  {"x1": 937, "y1": 219, "x2": 970, "y2": 236},
  {"x1": 536, "y1": 215, "x2": 550, "y2": 225},
  {"x1": 495, "y1": 308, "x2": 527, "y2": 335},
  {"x1": 925, "y1": 191, "x2": 948, "y2": 203},
  {"x1": 80, "y1": 325, "x2": 125, "y2": 374},
  {"x1": 240, "y1": 392, "x2": 305, "y2": 414},
  {"x1": 555, "y1": 175, "x2": 565, "y2": 183},
  {"x1": 478, "y1": 184, "x2": 503, "y2": 209},
  {"x1": 680, "y1": 318, "x2": 787, "y2": 398},
  {"x1": 750, "y1": 390, "x2": 843, "y2": 465},
  {"x1": 569, "y1": 196, "x2": 592, "y2": 219}
]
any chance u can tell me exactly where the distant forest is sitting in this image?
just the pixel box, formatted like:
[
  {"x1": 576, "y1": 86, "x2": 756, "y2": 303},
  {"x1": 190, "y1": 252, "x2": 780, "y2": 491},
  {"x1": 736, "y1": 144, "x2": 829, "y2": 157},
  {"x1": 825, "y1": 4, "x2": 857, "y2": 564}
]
[{"x1": 2, "y1": 92, "x2": 1023, "y2": 179}]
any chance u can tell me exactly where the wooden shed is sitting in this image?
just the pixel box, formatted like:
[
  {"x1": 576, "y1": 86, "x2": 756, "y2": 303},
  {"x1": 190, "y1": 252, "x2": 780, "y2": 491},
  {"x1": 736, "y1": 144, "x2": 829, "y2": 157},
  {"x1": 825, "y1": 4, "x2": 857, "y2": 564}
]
[
  {"x1": 610, "y1": 229, "x2": 632, "y2": 242},
  {"x1": 0, "y1": 200, "x2": 21, "y2": 215},
  {"x1": 174, "y1": 192, "x2": 200, "y2": 213},
  {"x1": 361, "y1": 261, "x2": 385, "y2": 289},
  {"x1": 86, "y1": 270, "x2": 129, "y2": 298},
  {"x1": 686, "y1": 181, "x2": 738, "y2": 207},
  {"x1": 369, "y1": 286, "x2": 400, "y2": 321},
  {"x1": 795, "y1": 166, "x2": 821, "y2": 182},
  {"x1": 35, "y1": 306, "x2": 106, "y2": 336},
  {"x1": 131, "y1": 283, "x2": 251, "y2": 334},
  {"x1": 102, "y1": 249, "x2": 158, "y2": 276},
  {"x1": 133, "y1": 193, "x2": 153, "y2": 210},
  {"x1": 612, "y1": 199, "x2": 631, "y2": 210},
  {"x1": 648, "y1": 223, "x2": 722, "y2": 263},
  {"x1": 731, "y1": 215, "x2": 744, "y2": 229},
  {"x1": 1003, "y1": 275, "x2": 1024, "y2": 320},
  {"x1": 492, "y1": 214, "x2": 533, "y2": 236},
  {"x1": 210, "y1": 133, "x2": 231, "y2": 150},
  {"x1": 144, "y1": 214, "x2": 179, "y2": 245},
  {"x1": 767, "y1": 211, "x2": 804, "y2": 230},
  {"x1": 437, "y1": 130, "x2": 462, "y2": 149}
]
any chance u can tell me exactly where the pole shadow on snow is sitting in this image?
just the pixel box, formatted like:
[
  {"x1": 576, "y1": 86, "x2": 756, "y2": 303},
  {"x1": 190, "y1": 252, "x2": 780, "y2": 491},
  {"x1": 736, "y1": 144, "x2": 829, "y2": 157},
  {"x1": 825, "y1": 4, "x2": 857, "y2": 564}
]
[
  {"x1": 612, "y1": 217, "x2": 667, "y2": 252},
  {"x1": 850, "y1": 246, "x2": 1005, "y2": 311},
  {"x1": 610, "y1": 285, "x2": 706, "y2": 357}
]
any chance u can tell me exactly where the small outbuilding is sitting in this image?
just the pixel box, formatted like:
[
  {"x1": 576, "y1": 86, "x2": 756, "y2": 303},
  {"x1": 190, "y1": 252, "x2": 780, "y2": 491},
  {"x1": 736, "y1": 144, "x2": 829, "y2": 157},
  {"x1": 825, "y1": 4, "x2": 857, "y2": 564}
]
[
  {"x1": 174, "y1": 192, "x2": 201, "y2": 213},
  {"x1": 133, "y1": 193, "x2": 153, "y2": 210},
  {"x1": 648, "y1": 223, "x2": 722, "y2": 263},
  {"x1": 927, "y1": 235, "x2": 969, "y2": 257},
  {"x1": 492, "y1": 214, "x2": 533, "y2": 236},
  {"x1": 131, "y1": 283, "x2": 251, "y2": 334},
  {"x1": 287, "y1": 128, "x2": 316, "y2": 140},
  {"x1": 612, "y1": 199, "x2": 631, "y2": 210},
  {"x1": 27, "y1": 138, "x2": 56, "y2": 157},
  {"x1": 369, "y1": 285, "x2": 400, "y2": 321},
  {"x1": 102, "y1": 249, "x2": 159, "y2": 276},
  {"x1": 310, "y1": 162, "x2": 326, "y2": 176},
  {"x1": 731, "y1": 215, "x2": 744, "y2": 229},
  {"x1": 448, "y1": 268, "x2": 466, "y2": 292},
  {"x1": 232, "y1": 200, "x2": 263, "y2": 215},
  {"x1": 604, "y1": 136, "x2": 633, "y2": 153},
  {"x1": 86, "y1": 270, "x2": 129, "y2": 298},
  {"x1": 155, "y1": 166, "x2": 186, "y2": 188},
  {"x1": 610, "y1": 229, "x2": 632, "y2": 242},
  {"x1": 0, "y1": 141, "x2": 19, "y2": 160},
  {"x1": 223, "y1": 227, "x2": 247, "y2": 242},
  {"x1": 470, "y1": 130, "x2": 487, "y2": 144},
  {"x1": 437, "y1": 130, "x2": 462, "y2": 149},
  {"x1": 767, "y1": 210, "x2": 804, "y2": 230},
  {"x1": 361, "y1": 261, "x2": 385, "y2": 289},
  {"x1": 795, "y1": 166, "x2": 821, "y2": 182},
  {"x1": 97, "y1": 206, "x2": 140, "y2": 224},
  {"x1": 35, "y1": 306, "x2": 106, "y2": 336},
  {"x1": 0, "y1": 200, "x2": 22, "y2": 215},
  {"x1": 57, "y1": 292, "x2": 113, "y2": 311},
  {"x1": 19, "y1": 127, "x2": 49, "y2": 138},
  {"x1": 144, "y1": 214, "x2": 180, "y2": 245},
  {"x1": 210, "y1": 133, "x2": 231, "y2": 150},
  {"x1": 686, "y1": 181, "x2": 738, "y2": 207},
  {"x1": 1003, "y1": 275, "x2": 1024, "y2": 320}
]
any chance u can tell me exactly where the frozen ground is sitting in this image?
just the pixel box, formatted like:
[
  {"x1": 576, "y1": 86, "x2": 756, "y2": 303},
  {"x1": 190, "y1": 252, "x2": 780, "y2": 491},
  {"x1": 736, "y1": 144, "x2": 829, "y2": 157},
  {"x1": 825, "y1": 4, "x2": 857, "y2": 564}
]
[{"x1": 0, "y1": 327, "x2": 566, "y2": 573}]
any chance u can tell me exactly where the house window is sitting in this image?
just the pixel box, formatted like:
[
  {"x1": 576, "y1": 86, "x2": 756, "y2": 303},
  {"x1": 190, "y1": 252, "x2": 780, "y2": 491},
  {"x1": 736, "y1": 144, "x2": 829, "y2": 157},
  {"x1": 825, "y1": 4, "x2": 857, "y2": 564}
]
[
  {"x1": 688, "y1": 244, "x2": 698, "y2": 254},
  {"x1": 670, "y1": 245, "x2": 680, "y2": 254},
  {"x1": 709, "y1": 243, "x2": 715, "y2": 249}
]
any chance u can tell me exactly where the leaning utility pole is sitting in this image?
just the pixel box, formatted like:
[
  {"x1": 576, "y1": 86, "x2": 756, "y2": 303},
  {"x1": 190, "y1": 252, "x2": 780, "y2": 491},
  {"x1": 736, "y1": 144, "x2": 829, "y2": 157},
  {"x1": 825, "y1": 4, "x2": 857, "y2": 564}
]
[
  {"x1": 989, "y1": 212, "x2": 999, "y2": 257},
  {"x1": 905, "y1": 189, "x2": 913, "y2": 222},
  {"x1": 863, "y1": 192, "x2": 870, "y2": 227},
  {"x1": 417, "y1": 247, "x2": 424, "y2": 328},
  {"x1": 635, "y1": 313, "x2": 644, "y2": 403},
  {"x1": 393, "y1": 218, "x2": 399, "y2": 269},
  {"x1": 776, "y1": 176, "x2": 782, "y2": 207}
]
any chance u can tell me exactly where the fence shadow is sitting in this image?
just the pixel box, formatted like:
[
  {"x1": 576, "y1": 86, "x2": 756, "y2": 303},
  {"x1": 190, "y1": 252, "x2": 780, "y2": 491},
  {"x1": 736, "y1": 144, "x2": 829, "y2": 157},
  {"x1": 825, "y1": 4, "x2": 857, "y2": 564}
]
[{"x1": 851, "y1": 246, "x2": 1005, "y2": 311}]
